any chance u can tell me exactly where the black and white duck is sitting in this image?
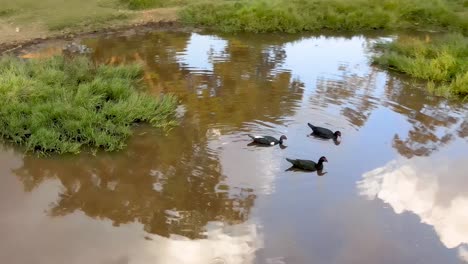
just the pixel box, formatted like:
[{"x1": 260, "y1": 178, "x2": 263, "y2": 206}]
[
  {"x1": 248, "y1": 135, "x2": 287, "y2": 146},
  {"x1": 307, "y1": 123, "x2": 341, "y2": 141},
  {"x1": 285, "y1": 156, "x2": 328, "y2": 171}
]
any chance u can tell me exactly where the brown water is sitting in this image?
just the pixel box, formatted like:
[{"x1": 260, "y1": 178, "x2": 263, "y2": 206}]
[{"x1": 1, "y1": 30, "x2": 468, "y2": 264}]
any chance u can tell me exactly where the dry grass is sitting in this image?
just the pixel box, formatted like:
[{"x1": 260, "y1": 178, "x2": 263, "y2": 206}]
[{"x1": 0, "y1": 0, "x2": 179, "y2": 44}]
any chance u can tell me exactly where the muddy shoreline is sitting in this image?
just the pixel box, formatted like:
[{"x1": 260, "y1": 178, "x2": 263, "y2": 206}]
[{"x1": 0, "y1": 21, "x2": 198, "y2": 55}]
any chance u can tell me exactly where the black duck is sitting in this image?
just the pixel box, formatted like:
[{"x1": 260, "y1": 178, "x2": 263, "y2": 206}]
[
  {"x1": 285, "y1": 156, "x2": 328, "y2": 171},
  {"x1": 248, "y1": 135, "x2": 287, "y2": 146},
  {"x1": 307, "y1": 123, "x2": 341, "y2": 140}
]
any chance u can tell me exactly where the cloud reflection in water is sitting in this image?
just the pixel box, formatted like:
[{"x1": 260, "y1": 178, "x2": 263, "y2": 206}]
[{"x1": 357, "y1": 144, "x2": 468, "y2": 262}]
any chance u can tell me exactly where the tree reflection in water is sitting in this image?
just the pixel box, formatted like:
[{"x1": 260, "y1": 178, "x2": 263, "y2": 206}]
[
  {"x1": 383, "y1": 75, "x2": 466, "y2": 158},
  {"x1": 9, "y1": 31, "x2": 468, "y2": 242},
  {"x1": 13, "y1": 125, "x2": 256, "y2": 239},
  {"x1": 12, "y1": 31, "x2": 309, "y2": 239},
  {"x1": 311, "y1": 51, "x2": 466, "y2": 158}
]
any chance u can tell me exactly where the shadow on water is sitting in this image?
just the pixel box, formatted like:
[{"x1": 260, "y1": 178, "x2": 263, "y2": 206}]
[
  {"x1": 307, "y1": 133, "x2": 341, "y2": 146},
  {"x1": 246, "y1": 142, "x2": 288, "y2": 149},
  {"x1": 285, "y1": 166, "x2": 328, "y2": 176}
]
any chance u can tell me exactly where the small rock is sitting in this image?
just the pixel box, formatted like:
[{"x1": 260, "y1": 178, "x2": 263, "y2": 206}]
[{"x1": 62, "y1": 42, "x2": 93, "y2": 54}]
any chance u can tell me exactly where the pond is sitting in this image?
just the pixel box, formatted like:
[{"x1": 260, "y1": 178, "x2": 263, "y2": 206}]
[{"x1": 1, "y1": 29, "x2": 467, "y2": 264}]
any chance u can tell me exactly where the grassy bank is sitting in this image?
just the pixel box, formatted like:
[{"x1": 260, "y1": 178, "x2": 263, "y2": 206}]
[
  {"x1": 373, "y1": 34, "x2": 468, "y2": 99},
  {"x1": 2, "y1": 0, "x2": 467, "y2": 45},
  {"x1": 0, "y1": 56, "x2": 178, "y2": 155},
  {"x1": 179, "y1": 0, "x2": 468, "y2": 33}
]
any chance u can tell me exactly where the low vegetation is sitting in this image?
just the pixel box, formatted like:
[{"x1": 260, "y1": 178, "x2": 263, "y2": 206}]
[
  {"x1": 0, "y1": 56, "x2": 178, "y2": 155},
  {"x1": 1, "y1": 0, "x2": 466, "y2": 42},
  {"x1": 121, "y1": 0, "x2": 161, "y2": 9},
  {"x1": 373, "y1": 33, "x2": 468, "y2": 99},
  {"x1": 120, "y1": 0, "x2": 192, "y2": 10},
  {"x1": 179, "y1": 0, "x2": 468, "y2": 33}
]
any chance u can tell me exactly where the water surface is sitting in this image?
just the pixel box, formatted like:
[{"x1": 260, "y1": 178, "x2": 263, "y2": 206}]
[{"x1": 1, "y1": 30, "x2": 468, "y2": 264}]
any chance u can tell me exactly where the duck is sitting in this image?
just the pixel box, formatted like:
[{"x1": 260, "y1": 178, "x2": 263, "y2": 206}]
[
  {"x1": 248, "y1": 135, "x2": 287, "y2": 146},
  {"x1": 307, "y1": 123, "x2": 341, "y2": 140},
  {"x1": 285, "y1": 156, "x2": 328, "y2": 171}
]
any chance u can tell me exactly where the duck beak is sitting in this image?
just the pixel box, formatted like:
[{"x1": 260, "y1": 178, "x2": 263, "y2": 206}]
[{"x1": 324, "y1": 158, "x2": 328, "y2": 162}]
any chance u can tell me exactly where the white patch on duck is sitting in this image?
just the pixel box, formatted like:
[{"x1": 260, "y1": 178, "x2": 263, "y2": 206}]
[
  {"x1": 253, "y1": 136, "x2": 263, "y2": 139},
  {"x1": 270, "y1": 142, "x2": 275, "y2": 145}
]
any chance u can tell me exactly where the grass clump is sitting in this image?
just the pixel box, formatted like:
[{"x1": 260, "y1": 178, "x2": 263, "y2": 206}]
[
  {"x1": 373, "y1": 33, "x2": 468, "y2": 99},
  {"x1": 121, "y1": 0, "x2": 163, "y2": 9},
  {"x1": 179, "y1": 0, "x2": 468, "y2": 33},
  {"x1": 120, "y1": 0, "x2": 191, "y2": 9},
  {"x1": 0, "y1": 56, "x2": 178, "y2": 155},
  {"x1": 0, "y1": 8, "x2": 17, "y2": 17}
]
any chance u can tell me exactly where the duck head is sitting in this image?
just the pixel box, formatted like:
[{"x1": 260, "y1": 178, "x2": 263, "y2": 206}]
[
  {"x1": 334, "y1": 131, "x2": 341, "y2": 145},
  {"x1": 279, "y1": 135, "x2": 287, "y2": 144},
  {"x1": 316, "y1": 156, "x2": 328, "y2": 170},
  {"x1": 334, "y1": 131, "x2": 342, "y2": 139},
  {"x1": 319, "y1": 156, "x2": 328, "y2": 163}
]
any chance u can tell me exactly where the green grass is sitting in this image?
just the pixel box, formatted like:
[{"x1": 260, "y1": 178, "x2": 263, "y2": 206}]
[
  {"x1": 179, "y1": 0, "x2": 468, "y2": 33},
  {"x1": 373, "y1": 33, "x2": 468, "y2": 99},
  {"x1": 120, "y1": 0, "x2": 192, "y2": 10},
  {"x1": 121, "y1": 0, "x2": 165, "y2": 9},
  {"x1": 0, "y1": 56, "x2": 178, "y2": 155},
  {"x1": 120, "y1": 0, "x2": 160, "y2": 9}
]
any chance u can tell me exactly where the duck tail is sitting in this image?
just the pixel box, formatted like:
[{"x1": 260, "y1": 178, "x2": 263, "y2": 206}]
[
  {"x1": 307, "y1": 123, "x2": 315, "y2": 130},
  {"x1": 285, "y1": 158, "x2": 295, "y2": 164},
  {"x1": 247, "y1": 134, "x2": 255, "y2": 140}
]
